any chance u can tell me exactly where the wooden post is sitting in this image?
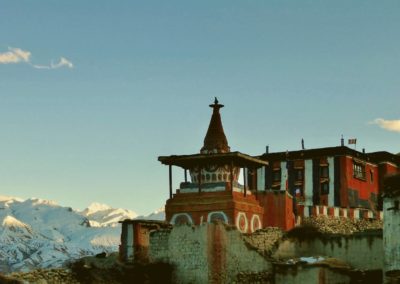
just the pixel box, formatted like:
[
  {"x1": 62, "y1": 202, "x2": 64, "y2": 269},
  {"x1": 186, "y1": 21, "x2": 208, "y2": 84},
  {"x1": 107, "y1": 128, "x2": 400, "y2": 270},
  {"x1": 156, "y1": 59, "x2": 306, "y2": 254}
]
[
  {"x1": 169, "y1": 165, "x2": 172, "y2": 199},
  {"x1": 243, "y1": 167, "x2": 247, "y2": 197},
  {"x1": 264, "y1": 166, "x2": 268, "y2": 191},
  {"x1": 230, "y1": 162, "x2": 234, "y2": 192},
  {"x1": 253, "y1": 168, "x2": 258, "y2": 190},
  {"x1": 254, "y1": 168, "x2": 258, "y2": 200},
  {"x1": 198, "y1": 167, "x2": 202, "y2": 193},
  {"x1": 184, "y1": 169, "x2": 187, "y2": 183}
]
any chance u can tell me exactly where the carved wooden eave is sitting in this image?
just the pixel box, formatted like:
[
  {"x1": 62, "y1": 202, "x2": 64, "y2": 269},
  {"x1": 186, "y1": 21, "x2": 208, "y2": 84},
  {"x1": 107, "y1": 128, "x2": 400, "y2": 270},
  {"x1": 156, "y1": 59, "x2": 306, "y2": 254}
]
[{"x1": 158, "y1": 151, "x2": 268, "y2": 169}]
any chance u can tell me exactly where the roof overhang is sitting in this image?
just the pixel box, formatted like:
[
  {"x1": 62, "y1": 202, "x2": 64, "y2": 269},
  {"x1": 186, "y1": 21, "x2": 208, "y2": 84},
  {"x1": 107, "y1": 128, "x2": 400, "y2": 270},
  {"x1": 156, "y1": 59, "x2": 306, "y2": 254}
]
[{"x1": 158, "y1": 151, "x2": 268, "y2": 169}]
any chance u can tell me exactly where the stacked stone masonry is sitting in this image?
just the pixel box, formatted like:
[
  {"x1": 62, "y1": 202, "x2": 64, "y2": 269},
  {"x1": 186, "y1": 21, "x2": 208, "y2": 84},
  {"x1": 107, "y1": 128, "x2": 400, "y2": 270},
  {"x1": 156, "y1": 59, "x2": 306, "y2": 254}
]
[
  {"x1": 143, "y1": 221, "x2": 384, "y2": 283},
  {"x1": 149, "y1": 223, "x2": 271, "y2": 283}
]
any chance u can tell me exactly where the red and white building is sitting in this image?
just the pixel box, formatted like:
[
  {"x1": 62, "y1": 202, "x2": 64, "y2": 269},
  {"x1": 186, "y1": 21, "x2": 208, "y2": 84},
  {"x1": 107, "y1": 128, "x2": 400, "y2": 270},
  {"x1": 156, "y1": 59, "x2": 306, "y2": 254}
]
[{"x1": 158, "y1": 100, "x2": 400, "y2": 231}]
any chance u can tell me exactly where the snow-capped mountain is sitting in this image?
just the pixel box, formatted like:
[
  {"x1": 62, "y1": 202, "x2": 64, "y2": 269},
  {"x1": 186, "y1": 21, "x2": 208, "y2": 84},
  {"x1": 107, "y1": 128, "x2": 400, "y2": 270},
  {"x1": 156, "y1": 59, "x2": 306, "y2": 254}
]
[
  {"x1": 136, "y1": 207, "x2": 165, "y2": 221},
  {"x1": 0, "y1": 195, "x2": 165, "y2": 272},
  {"x1": 79, "y1": 203, "x2": 165, "y2": 226},
  {"x1": 80, "y1": 202, "x2": 138, "y2": 227}
]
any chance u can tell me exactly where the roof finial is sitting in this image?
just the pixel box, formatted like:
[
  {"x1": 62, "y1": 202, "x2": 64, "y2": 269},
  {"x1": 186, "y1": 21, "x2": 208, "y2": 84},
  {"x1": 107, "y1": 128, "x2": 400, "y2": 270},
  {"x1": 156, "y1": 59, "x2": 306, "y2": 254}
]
[{"x1": 209, "y1": 97, "x2": 224, "y2": 109}]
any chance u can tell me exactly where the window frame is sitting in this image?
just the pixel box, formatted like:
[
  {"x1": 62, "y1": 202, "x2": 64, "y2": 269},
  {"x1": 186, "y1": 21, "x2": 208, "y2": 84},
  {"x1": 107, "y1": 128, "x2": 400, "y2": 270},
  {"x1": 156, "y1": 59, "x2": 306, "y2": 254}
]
[{"x1": 353, "y1": 160, "x2": 366, "y2": 181}]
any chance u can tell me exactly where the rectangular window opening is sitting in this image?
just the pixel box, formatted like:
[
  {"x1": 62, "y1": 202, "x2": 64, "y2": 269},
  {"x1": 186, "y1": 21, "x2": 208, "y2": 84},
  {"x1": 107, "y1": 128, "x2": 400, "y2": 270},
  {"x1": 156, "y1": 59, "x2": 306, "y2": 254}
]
[
  {"x1": 321, "y1": 182, "x2": 329, "y2": 195},
  {"x1": 353, "y1": 161, "x2": 366, "y2": 180}
]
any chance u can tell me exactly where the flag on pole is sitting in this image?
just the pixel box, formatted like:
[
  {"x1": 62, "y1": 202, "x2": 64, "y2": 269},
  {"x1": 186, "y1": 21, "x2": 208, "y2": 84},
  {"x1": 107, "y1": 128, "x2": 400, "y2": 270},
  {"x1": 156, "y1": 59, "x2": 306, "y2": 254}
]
[{"x1": 348, "y1": 138, "x2": 357, "y2": 145}]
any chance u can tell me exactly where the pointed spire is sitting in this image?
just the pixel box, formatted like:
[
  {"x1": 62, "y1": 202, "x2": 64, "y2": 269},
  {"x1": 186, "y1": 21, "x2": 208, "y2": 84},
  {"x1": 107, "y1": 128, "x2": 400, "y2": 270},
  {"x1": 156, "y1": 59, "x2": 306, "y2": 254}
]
[{"x1": 200, "y1": 98, "x2": 230, "y2": 154}]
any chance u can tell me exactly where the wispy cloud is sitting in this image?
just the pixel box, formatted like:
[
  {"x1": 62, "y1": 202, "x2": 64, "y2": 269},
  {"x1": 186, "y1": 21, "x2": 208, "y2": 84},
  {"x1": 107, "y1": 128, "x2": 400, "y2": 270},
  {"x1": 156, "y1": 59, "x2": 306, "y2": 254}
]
[
  {"x1": 32, "y1": 57, "x2": 74, "y2": 69},
  {"x1": 370, "y1": 118, "x2": 400, "y2": 133},
  {"x1": 0, "y1": 47, "x2": 73, "y2": 69},
  {"x1": 51, "y1": 57, "x2": 73, "y2": 69},
  {"x1": 0, "y1": 47, "x2": 31, "y2": 64}
]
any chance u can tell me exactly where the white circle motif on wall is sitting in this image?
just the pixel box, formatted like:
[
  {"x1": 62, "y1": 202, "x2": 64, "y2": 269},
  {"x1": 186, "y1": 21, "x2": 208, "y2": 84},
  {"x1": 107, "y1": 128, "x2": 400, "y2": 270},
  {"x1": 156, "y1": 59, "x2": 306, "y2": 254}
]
[
  {"x1": 236, "y1": 212, "x2": 248, "y2": 233},
  {"x1": 250, "y1": 215, "x2": 261, "y2": 232}
]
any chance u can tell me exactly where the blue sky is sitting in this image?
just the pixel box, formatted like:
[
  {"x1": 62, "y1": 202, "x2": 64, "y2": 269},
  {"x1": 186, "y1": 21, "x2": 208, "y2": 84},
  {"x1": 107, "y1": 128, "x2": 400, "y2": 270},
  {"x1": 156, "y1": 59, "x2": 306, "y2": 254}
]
[{"x1": 1, "y1": 1, "x2": 400, "y2": 214}]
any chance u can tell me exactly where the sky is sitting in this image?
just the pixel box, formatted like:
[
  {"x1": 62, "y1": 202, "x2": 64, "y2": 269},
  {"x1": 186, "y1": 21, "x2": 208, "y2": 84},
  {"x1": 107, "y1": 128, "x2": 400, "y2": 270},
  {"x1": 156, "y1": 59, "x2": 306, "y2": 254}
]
[{"x1": 1, "y1": 1, "x2": 400, "y2": 215}]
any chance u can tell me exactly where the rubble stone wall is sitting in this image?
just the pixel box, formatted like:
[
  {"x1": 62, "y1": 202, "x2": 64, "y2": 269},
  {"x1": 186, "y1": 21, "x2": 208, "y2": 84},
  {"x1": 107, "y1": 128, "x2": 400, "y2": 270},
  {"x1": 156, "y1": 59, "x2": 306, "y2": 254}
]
[
  {"x1": 146, "y1": 219, "x2": 385, "y2": 282},
  {"x1": 242, "y1": 227, "x2": 284, "y2": 256},
  {"x1": 149, "y1": 223, "x2": 270, "y2": 283},
  {"x1": 274, "y1": 265, "x2": 351, "y2": 284},
  {"x1": 148, "y1": 228, "x2": 170, "y2": 262},
  {"x1": 273, "y1": 231, "x2": 383, "y2": 270},
  {"x1": 383, "y1": 195, "x2": 400, "y2": 276},
  {"x1": 223, "y1": 226, "x2": 272, "y2": 282}
]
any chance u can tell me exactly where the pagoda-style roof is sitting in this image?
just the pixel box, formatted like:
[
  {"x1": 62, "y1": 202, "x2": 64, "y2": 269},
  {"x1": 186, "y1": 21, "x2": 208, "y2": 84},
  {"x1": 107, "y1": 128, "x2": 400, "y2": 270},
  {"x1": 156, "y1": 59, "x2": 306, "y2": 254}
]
[
  {"x1": 158, "y1": 151, "x2": 268, "y2": 169},
  {"x1": 200, "y1": 98, "x2": 230, "y2": 153}
]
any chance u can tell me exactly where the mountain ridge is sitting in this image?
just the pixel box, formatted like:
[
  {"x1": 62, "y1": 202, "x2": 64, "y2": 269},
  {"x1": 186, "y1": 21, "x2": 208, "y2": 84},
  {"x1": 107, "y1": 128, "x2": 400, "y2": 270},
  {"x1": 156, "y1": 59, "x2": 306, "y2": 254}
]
[{"x1": 0, "y1": 195, "x2": 165, "y2": 272}]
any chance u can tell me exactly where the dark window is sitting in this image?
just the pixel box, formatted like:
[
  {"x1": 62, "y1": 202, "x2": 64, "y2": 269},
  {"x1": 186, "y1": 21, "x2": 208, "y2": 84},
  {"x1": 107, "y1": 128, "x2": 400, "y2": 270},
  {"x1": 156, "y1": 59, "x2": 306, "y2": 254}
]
[
  {"x1": 295, "y1": 169, "x2": 304, "y2": 181},
  {"x1": 353, "y1": 161, "x2": 366, "y2": 180},
  {"x1": 370, "y1": 170, "x2": 374, "y2": 183},
  {"x1": 272, "y1": 169, "x2": 281, "y2": 182},
  {"x1": 321, "y1": 182, "x2": 329, "y2": 194},
  {"x1": 320, "y1": 166, "x2": 329, "y2": 178}
]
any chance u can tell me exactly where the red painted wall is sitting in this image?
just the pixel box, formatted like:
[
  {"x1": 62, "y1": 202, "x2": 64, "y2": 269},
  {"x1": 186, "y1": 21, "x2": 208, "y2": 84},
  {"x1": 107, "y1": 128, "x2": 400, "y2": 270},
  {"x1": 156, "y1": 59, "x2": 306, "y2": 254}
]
[
  {"x1": 345, "y1": 157, "x2": 378, "y2": 194},
  {"x1": 256, "y1": 191, "x2": 294, "y2": 230},
  {"x1": 166, "y1": 189, "x2": 264, "y2": 233},
  {"x1": 379, "y1": 162, "x2": 399, "y2": 178},
  {"x1": 339, "y1": 156, "x2": 379, "y2": 208}
]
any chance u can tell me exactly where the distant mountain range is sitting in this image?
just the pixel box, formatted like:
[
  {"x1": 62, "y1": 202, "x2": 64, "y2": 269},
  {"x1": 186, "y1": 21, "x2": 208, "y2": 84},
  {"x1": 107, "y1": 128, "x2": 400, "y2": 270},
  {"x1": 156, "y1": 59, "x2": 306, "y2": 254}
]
[
  {"x1": 80, "y1": 202, "x2": 165, "y2": 227},
  {"x1": 0, "y1": 195, "x2": 164, "y2": 272},
  {"x1": 80, "y1": 202, "x2": 139, "y2": 227}
]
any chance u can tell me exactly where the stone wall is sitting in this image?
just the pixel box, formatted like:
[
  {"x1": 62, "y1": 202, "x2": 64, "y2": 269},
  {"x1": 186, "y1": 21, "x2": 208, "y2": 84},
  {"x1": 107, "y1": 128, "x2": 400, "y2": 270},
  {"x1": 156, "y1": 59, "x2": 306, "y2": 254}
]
[
  {"x1": 223, "y1": 226, "x2": 272, "y2": 282},
  {"x1": 273, "y1": 230, "x2": 383, "y2": 270},
  {"x1": 383, "y1": 194, "x2": 400, "y2": 281},
  {"x1": 151, "y1": 225, "x2": 209, "y2": 283},
  {"x1": 149, "y1": 223, "x2": 271, "y2": 283},
  {"x1": 242, "y1": 227, "x2": 284, "y2": 256},
  {"x1": 148, "y1": 228, "x2": 170, "y2": 262},
  {"x1": 132, "y1": 219, "x2": 386, "y2": 283},
  {"x1": 274, "y1": 265, "x2": 351, "y2": 284}
]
